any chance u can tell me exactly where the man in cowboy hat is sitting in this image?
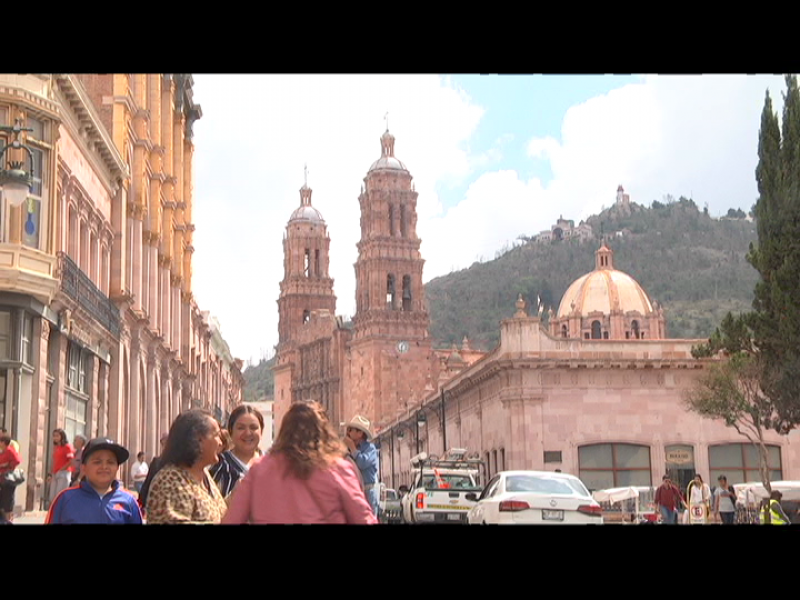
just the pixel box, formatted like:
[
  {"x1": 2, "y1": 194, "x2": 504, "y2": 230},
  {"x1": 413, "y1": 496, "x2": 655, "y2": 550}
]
[{"x1": 344, "y1": 415, "x2": 379, "y2": 516}]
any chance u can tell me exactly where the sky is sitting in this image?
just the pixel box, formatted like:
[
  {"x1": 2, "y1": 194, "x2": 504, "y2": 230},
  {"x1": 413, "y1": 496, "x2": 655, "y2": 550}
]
[{"x1": 188, "y1": 74, "x2": 787, "y2": 366}]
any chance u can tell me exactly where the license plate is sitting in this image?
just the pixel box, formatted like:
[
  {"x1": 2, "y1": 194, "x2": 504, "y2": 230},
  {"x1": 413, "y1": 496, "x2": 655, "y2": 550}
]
[
  {"x1": 447, "y1": 513, "x2": 462, "y2": 521},
  {"x1": 542, "y1": 509, "x2": 564, "y2": 521}
]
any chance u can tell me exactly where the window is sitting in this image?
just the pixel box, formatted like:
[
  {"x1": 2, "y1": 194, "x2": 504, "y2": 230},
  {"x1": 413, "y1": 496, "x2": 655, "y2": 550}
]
[
  {"x1": 65, "y1": 393, "x2": 87, "y2": 442},
  {"x1": 579, "y1": 443, "x2": 651, "y2": 491},
  {"x1": 402, "y1": 275, "x2": 411, "y2": 311},
  {"x1": 544, "y1": 450, "x2": 563, "y2": 463},
  {"x1": 561, "y1": 325, "x2": 568, "y2": 338},
  {"x1": 708, "y1": 443, "x2": 782, "y2": 485},
  {"x1": 67, "y1": 342, "x2": 87, "y2": 393},
  {"x1": 386, "y1": 274, "x2": 396, "y2": 309},
  {"x1": 591, "y1": 321, "x2": 602, "y2": 339},
  {"x1": 631, "y1": 320, "x2": 640, "y2": 339},
  {"x1": 0, "y1": 370, "x2": 6, "y2": 429},
  {"x1": 21, "y1": 313, "x2": 33, "y2": 365},
  {"x1": 0, "y1": 311, "x2": 10, "y2": 360}
]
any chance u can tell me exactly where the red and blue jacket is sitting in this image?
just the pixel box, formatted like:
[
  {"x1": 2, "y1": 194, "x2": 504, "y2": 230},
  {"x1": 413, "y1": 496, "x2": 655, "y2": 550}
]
[{"x1": 46, "y1": 480, "x2": 142, "y2": 524}]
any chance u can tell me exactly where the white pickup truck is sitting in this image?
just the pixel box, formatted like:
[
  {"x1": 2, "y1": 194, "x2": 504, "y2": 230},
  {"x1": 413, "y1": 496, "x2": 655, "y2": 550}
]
[{"x1": 400, "y1": 450, "x2": 485, "y2": 524}]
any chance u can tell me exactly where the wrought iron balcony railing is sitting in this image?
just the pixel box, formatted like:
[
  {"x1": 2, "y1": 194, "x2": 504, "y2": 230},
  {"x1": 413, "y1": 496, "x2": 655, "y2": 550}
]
[{"x1": 57, "y1": 252, "x2": 121, "y2": 338}]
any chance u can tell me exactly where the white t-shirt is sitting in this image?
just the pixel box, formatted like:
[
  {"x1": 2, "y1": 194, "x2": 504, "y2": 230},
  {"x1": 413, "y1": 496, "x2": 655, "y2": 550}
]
[{"x1": 131, "y1": 460, "x2": 149, "y2": 483}]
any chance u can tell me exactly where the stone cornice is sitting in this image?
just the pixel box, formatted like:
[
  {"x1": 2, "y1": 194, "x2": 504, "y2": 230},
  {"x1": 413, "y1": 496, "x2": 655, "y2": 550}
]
[{"x1": 54, "y1": 75, "x2": 128, "y2": 181}]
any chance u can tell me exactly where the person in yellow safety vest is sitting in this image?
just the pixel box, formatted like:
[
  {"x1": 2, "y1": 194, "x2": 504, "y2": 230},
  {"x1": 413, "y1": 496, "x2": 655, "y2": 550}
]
[{"x1": 760, "y1": 491, "x2": 791, "y2": 525}]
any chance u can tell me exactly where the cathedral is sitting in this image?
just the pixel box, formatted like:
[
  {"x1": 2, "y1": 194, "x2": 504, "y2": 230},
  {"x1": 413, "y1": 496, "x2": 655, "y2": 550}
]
[
  {"x1": 273, "y1": 129, "x2": 481, "y2": 434},
  {"x1": 274, "y1": 129, "x2": 799, "y2": 492}
]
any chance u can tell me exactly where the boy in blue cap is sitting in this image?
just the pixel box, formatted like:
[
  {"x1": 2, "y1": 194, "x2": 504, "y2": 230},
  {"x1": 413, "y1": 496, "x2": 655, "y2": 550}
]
[{"x1": 46, "y1": 437, "x2": 142, "y2": 524}]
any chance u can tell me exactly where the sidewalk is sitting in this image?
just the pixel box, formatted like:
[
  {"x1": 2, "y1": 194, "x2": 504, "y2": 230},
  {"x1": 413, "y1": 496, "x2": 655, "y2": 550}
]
[{"x1": 13, "y1": 511, "x2": 46, "y2": 524}]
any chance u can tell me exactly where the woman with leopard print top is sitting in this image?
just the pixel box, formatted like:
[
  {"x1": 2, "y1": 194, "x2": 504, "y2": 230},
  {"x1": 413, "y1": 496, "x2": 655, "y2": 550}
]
[{"x1": 146, "y1": 410, "x2": 227, "y2": 524}]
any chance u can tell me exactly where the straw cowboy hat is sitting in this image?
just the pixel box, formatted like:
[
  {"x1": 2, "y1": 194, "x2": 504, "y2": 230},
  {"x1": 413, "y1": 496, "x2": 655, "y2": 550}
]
[{"x1": 346, "y1": 415, "x2": 373, "y2": 440}]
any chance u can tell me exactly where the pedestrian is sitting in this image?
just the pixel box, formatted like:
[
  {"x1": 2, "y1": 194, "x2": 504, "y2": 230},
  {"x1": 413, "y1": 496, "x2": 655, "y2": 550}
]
[
  {"x1": 222, "y1": 401, "x2": 376, "y2": 524},
  {"x1": 343, "y1": 414, "x2": 379, "y2": 516},
  {"x1": 687, "y1": 473, "x2": 711, "y2": 524},
  {"x1": 70, "y1": 435, "x2": 86, "y2": 485},
  {"x1": 760, "y1": 490, "x2": 791, "y2": 525},
  {"x1": 49, "y1": 429, "x2": 75, "y2": 506},
  {"x1": 713, "y1": 475, "x2": 737, "y2": 524},
  {"x1": 210, "y1": 405, "x2": 264, "y2": 498},
  {"x1": 0, "y1": 433, "x2": 22, "y2": 521},
  {"x1": 146, "y1": 409, "x2": 227, "y2": 524},
  {"x1": 45, "y1": 437, "x2": 142, "y2": 524},
  {"x1": 137, "y1": 432, "x2": 168, "y2": 510},
  {"x1": 654, "y1": 474, "x2": 685, "y2": 524},
  {"x1": 130, "y1": 452, "x2": 149, "y2": 494}
]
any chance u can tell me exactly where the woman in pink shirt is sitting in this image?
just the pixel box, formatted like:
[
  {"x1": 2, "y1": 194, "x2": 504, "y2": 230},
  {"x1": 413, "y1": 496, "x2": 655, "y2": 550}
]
[{"x1": 223, "y1": 402, "x2": 377, "y2": 525}]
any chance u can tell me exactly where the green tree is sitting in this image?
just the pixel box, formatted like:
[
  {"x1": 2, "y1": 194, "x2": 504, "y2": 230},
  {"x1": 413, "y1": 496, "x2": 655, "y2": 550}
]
[
  {"x1": 748, "y1": 76, "x2": 800, "y2": 432},
  {"x1": 686, "y1": 76, "x2": 800, "y2": 493},
  {"x1": 685, "y1": 350, "x2": 775, "y2": 491}
]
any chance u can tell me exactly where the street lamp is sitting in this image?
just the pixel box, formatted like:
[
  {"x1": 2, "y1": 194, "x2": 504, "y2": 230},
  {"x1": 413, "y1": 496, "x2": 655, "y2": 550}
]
[{"x1": 0, "y1": 119, "x2": 35, "y2": 207}]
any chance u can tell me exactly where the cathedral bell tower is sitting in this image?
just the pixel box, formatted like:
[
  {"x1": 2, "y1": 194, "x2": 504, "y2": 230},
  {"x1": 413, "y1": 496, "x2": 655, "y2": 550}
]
[
  {"x1": 348, "y1": 129, "x2": 434, "y2": 427},
  {"x1": 352, "y1": 129, "x2": 429, "y2": 340},
  {"x1": 274, "y1": 177, "x2": 337, "y2": 416}
]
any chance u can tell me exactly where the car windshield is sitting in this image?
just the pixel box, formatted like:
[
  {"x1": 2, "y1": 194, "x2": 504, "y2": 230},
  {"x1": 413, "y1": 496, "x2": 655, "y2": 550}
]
[
  {"x1": 506, "y1": 475, "x2": 590, "y2": 497},
  {"x1": 420, "y1": 474, "x2": 478, "y2": 490},
  {"x1": 384, "y1": 490, "x2": 398, "y2": 501}
]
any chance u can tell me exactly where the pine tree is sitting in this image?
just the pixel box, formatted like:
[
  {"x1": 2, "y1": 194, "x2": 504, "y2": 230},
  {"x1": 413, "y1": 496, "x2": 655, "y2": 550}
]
[{"x1": 748, "y1": 75, "x2": 800, "y2": 432}]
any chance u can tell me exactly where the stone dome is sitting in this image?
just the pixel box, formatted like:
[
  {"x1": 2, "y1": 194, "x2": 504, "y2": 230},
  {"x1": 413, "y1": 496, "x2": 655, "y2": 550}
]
[
  {"x1": 288, "y1": 184, "x2": 325, "y2": 224},
  {"x1": 368, "y1": 129, "x2": 409, "y2": 173},
  {"x1": 289, "y1": 204, "x2": 325, "y2": 224},
  {"x1": 557, "y1": 243, "x2": 653, "y2": 318}
]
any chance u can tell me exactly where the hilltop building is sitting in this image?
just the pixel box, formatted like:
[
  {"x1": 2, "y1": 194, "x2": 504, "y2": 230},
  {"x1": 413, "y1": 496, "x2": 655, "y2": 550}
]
[
  {"x1": 534, "y1": 215, "x2": 593, "y2": 244},
  {"x1": 273, "y1": 132, "x2": 798, "y2": 493},
  {"x1": 0, "y1": 74, "x2": 243, "y2": 514}
]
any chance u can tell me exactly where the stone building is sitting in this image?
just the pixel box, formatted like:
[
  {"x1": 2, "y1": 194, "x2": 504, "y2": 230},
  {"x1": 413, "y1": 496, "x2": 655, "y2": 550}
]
[
  {"x1": 274, "y1": 127, "x2": 798, "y2": 494},
  {"x1": 376, "y1": 267, "x2": 798, "y2": 494},
  {"x1": 0, "y1": 74, "x2": 243, "y2": 514},
  {"x1": 274, "y1": 130, "x2": 482, "y2": 432}
]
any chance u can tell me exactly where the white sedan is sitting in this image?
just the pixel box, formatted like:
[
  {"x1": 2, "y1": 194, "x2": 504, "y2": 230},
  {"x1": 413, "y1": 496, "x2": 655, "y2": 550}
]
[{"x1": 466, "y1": 471, "x2": 603, "y2": 524}]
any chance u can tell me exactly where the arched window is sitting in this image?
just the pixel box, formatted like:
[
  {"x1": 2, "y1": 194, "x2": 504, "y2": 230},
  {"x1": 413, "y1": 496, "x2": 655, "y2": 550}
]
[
  {"x1": 304, "y1": 249, "x2": 311, "y2": 277},
  {"x1": 389, "y1": 204, "x2": 395, "y2": 236},
  {"x1": 302, "y1": 309, "x2": 310, "y2": 324},
  {"x1": 561, "y1": 324, "x2": 568, "y2": 338},
  {"x1": 708, "y1": 443, "x2": 782, "y2": 484},
  {"x1": 400, "y1": 204, "x2": 407, "y2": 238},
  {"x1": 591, "y1": 320, "x2": 602, "y2": 339},
  {"x1": 402, "y1": 275, "x2": 412, "y2": 311},
  {"x1": 631, "y1": 320, "x2": 640, "y2": 339},
  {"x1": 579, "y1": 443, "x2": 652, "y2": 491},
  {"x1": 386, "y1": 274, "x2": 396, "y2": 309}
]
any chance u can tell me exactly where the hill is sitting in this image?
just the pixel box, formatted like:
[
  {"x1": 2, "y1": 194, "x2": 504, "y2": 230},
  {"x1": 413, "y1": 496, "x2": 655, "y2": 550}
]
[
  {"x1": 424, "y1": 197, "x2": 758, "y2": 350},
  {"x1": 242, "y1": 356, "x2": 276, "y2": 402}
]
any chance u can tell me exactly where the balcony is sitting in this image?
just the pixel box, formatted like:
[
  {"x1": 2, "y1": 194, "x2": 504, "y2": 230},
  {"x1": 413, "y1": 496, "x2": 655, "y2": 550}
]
[
  {"x1": 0, "y1": 243, "x2": 58, "y2": 304},
  {"x1": 57, "y1": 252, "x2": 120, "y2": 338}
]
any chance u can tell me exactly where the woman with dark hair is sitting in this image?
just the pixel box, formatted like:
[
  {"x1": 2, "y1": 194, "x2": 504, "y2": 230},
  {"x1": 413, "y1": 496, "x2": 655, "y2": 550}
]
[
  {"x1": 49, "y1": 429, "x2": 75, "y2": 505},
  {"x1": 146, "y1": 409, "x2": 227, "y2": 524},
  {"x1": 210, "y1": 405, "x2": 264, "y2": 498},
  {"x1": 223, "y1": 402, "x2": 377, "y2": 524}
]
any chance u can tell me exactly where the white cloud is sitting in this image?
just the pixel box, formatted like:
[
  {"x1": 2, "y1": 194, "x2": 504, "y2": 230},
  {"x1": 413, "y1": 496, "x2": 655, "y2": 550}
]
[
  {"x1": 189, "y1": 74, "x2": 788, "y2": 365},
  {"x1": 190, "y1": 75, "x2": 483, "y2": 363}
]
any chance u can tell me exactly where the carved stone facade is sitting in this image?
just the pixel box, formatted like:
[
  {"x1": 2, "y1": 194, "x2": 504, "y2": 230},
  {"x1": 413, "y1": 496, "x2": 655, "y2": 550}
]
[
  {"x1": 275, "y1": 131, "x2": 448, "y2": 433},
  {"x1": 378, "y1": 293, "x2": 800, "y2": 494},
  {"x1": 0, "y1": 74, "x2": 243, "y2": 515}
]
